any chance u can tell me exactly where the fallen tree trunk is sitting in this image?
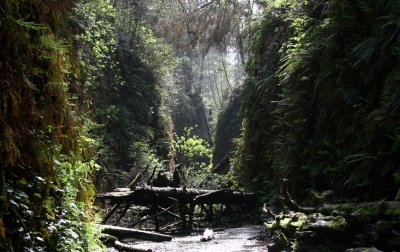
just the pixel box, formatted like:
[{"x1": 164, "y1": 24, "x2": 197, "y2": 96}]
[
  {"x1": 100, "y1": 234, "x2": 153, "y2": 252},
  {"x1": 113, "y1": 241, "x2": 152, "y2": 252},
  {"x1": 97, "y1": 224, "x2": 173, "y2": 242},
  {"x1": 96, "y1": 186, "x2": 258, "y2": 206}
]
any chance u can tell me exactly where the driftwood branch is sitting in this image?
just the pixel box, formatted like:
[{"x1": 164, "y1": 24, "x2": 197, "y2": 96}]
[
  {"x1": 128, "y1": 198, "x2": 178, "y2": 228},
  {"x1": 158, "y1": 206, "x2": 184, "y2": 220},
  {"x1": 128, "y1": 164, "x2": 150, "y2": 189},
  {"x1": 280, "y1": 178, "x2": 314, "y2": 214},
  {"x1": 102, "y1": 203, "x2": 121, "y2": 224},
  {"x1": 115, "y1": 203, "x2": 132, "y2": 224}
]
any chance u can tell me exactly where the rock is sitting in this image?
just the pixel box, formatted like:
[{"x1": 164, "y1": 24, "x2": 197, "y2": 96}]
[
  {"x1": 265, "y1": 212, "x2": 308, "y2": 235},
  {"x1": 294, "y1": 230, "x2": 318, "y2": 243},
  {"x1": 374, "y1": 220, "x2": 400, "y2": 250},
  {"x1": 267, "y1": 231, "x2": 289, "y2": 252},
  {"x1": 200, "y1": 228, "x2": 214, "y2": 242},
  {"x1": 374, "y1": 220, "x2": 391, "y2": 237},
  {"x1": 307, "y1": 213, "x2": 348, "y2": 235}
]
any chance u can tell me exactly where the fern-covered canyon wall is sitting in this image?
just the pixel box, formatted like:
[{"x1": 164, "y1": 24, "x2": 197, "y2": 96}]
[
  {"x1": 0, "y1": 0, "x2": 175, "y2": 250},
  {"x1": 0, "y1": 1, "x2": 102, "y2": 250},
  {"x1": 234, "y1": 0, "x2": 400, "y2": 203}
]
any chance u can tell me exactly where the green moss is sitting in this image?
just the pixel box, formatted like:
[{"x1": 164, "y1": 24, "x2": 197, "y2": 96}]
[
  {"x1": 235, "y1": 0, "x2": 400, "y2": 202},
  {"x1": 385, "y1": 203, "x2": 400, "y2": 218},
  {"x1": 265, "y1": 212, "x2": 310, "y2": 234},
  {"x1": 289, "y1": 212, "x2": 309, "y2": 229},
  {"x1": 325, "y1": 216, "x2": 347, "y2": 232},
  {"x1": 0, "y1": 0, "x2": 104, "y2": 250}
]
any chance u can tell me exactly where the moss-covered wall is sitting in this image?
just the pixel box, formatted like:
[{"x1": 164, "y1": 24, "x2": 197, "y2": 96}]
[
  {"x1": 236, "y1": 0, "x2": 400, "y2": 202},
  {"x1": 212, "y1": 89, "x2": 243, "y2": 169},
  {"x1": 0, "y1": 0, "x2": 175, "y2": 250},
  {"x1": 0, "y1": 0, "x2": 101, "y2": 250}
]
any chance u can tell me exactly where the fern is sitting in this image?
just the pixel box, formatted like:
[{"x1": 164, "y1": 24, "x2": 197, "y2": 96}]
[{"x1": 14, "y1": 19, "x2": 49, "y2": 31}]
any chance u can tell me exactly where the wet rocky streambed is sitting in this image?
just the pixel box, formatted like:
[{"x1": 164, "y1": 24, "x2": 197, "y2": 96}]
[{"x1": 107, "y1": 225, "x2": 269, "y2": 252}]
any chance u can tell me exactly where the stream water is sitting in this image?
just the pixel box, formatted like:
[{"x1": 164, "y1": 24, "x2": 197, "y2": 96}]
[{"x1": 108, "y1": 225, "x2": 269, "y2": 252}]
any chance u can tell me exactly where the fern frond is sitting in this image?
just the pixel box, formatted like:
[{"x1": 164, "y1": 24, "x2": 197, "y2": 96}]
[{"x1": 14, "y1": 19, "x2": 49, "y2": 31}]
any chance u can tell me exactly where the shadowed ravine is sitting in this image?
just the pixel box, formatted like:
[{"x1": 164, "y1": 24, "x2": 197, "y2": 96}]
[{"x1": 2, "y1": 1, "x2": 400, "y2": 251}]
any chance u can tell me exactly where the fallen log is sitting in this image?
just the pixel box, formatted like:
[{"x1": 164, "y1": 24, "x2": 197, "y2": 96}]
[
  {"x1": 96, "y1": 186, "x2": 258, "y2": 206},
  {"x1": 97, "y1": 224, "x2": 173, "y2": 242},
  {"x1": 97, "y1": 186, "x2": 257, "y2": 229},
  {"x1": 113, "y1": 241, "x2": 152, "y2": 252}
]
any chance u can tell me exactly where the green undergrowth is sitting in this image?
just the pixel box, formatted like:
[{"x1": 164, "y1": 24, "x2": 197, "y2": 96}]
[
  {"x1": 234, "y1": 0, "x2": 400, "y2": 203},
  {"x1": 1, "y1": 0, "x2": 112, "y2": 250}
]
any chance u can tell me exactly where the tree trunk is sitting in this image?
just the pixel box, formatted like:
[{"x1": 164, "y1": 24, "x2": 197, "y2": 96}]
[
  {"x1": 113, "y1": 240, "x2": 152, "y2": 252},
  {"x1": 97, "y1": 224, "x2": 172, "y2": 242},
  {"x1": 96, "y1": 186, "x2": 258, "y2": 206}
]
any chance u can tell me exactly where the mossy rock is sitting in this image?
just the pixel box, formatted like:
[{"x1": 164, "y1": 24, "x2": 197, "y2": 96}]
[
  {"x1": 307, "y1": 214, "x2": 347, "y2": 233},
  {"x1": 265, "y1": 212, "x2": 347, "y2": 234},
  {"x1": 265, "y1": 212, "x2": 308, "y2": 230}
]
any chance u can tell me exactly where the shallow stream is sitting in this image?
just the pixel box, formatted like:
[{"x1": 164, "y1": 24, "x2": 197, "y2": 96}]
[{"x1": 108, "y1": 225, "x2": 268, "y2": 252}]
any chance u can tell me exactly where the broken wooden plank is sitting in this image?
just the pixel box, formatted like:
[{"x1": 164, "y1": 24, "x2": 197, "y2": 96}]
[{"x1": 97, "y1": 224, "x2": 173, "y2": 242}]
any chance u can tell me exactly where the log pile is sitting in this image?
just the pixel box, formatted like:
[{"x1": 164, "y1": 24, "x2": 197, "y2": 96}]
[
  {"x1": 96, "y1": 186, "x2": 258, "y2": 233},
  {"x1": 95, "y1": 169, "x2": 259, "y2": 251},
  {"x1": 96, "y1": 186, "x2": 257, "y2": 206}
]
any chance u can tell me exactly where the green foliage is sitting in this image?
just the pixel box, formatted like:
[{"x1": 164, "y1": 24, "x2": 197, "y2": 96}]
[
  {"x1": 175, "y1": 127, "x2": 213, "y2": 187},
  {"x1": 235, "y1": 0, "x2": 400, "y2": 202},
  {"x1": 73, "y1": 0, "x2": 117, "y2": 87},
  {"x1": 176, "y1": 127, "x2": 212, "y2": 160},
  {"x1": 1, "y1": 0, "x2": 182, "y2": 250},
  {"x1": 70, "y1": 0, "x2": 177, "y2": 193},
  {"x1": 134, "y1": 24, "x2": 184, "y2": 77},
  {"x1": 0, "y1": 0, "x2": 104, "y2": 250}
]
